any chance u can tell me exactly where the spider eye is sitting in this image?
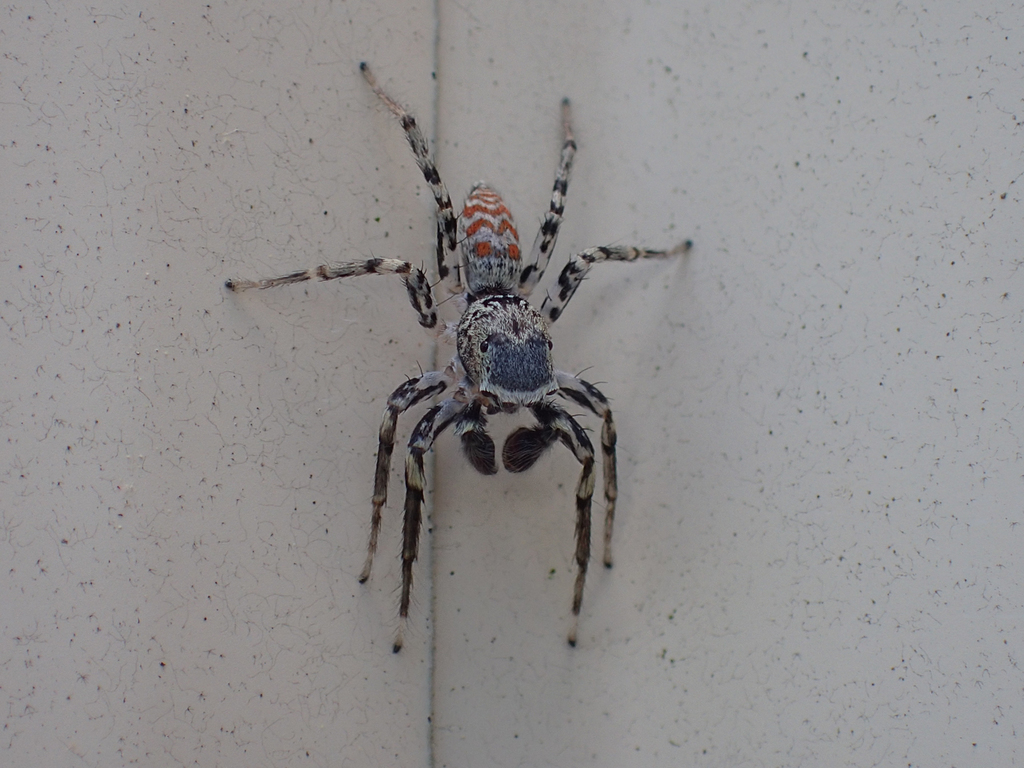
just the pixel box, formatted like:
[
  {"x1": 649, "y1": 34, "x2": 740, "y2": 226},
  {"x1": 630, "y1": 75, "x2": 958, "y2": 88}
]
[
  {"x1": 480, "y1": 340, "x2": 489, "y2": 353},
  {"x1": 547, "y1": 339, "x2": 553, "y2": 350}
]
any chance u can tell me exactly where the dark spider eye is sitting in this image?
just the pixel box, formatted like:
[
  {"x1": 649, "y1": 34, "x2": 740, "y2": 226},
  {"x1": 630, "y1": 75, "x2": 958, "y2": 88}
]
[
  {"x1": 547, "y1": 339, "x2": 553, "y2": 350},
  {"x1": 480, "y1": 340, "x2": 489, "y2": 353}
]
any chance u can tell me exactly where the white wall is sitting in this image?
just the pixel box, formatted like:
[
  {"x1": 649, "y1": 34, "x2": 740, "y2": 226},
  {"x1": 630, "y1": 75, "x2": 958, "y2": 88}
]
[{"x1": 2, "y1": 2, "x2": 1021, "y2": 767}]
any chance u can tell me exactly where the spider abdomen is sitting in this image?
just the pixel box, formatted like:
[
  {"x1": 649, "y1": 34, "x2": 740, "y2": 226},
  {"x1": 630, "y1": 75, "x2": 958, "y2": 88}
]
[
  {"x1": 459, "y1": 184, "x2": 522, "y2": 294},
  {"x1": 457, "y1": 294, "x2": 556, "y2": 407}
]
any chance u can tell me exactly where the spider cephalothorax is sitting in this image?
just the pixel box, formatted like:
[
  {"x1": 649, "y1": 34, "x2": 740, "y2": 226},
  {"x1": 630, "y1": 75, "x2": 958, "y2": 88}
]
[
  {"x1": 226, "y1": 63, "x2": 691, "y2": 652},
  {"x1": 457, "y1": 294, "x2": 555, "y2": 408}
]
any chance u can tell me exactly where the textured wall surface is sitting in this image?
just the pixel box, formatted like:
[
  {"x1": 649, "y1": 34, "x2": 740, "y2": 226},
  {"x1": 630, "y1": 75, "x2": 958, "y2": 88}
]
[{"x1": 2, "y1": 2, "x2": 1020, "y2": 767}]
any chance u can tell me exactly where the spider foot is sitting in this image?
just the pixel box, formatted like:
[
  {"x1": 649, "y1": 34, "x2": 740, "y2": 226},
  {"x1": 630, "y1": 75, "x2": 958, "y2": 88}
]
[
  {"x1": 224, "y1": 277, "x2": 258, "y2": 292},
  {"x1": 567, "y1": 617, "x2": 579, "y2": 648},
  {"x1": 358, "y1": 555, "x2": 374, "y2": 584},
  {"x1": 392, "y1": 619, "x2": 406, "y2": 654},
  {"x1": 671, "y1": 239, "x2": 694, "y2": 256}
]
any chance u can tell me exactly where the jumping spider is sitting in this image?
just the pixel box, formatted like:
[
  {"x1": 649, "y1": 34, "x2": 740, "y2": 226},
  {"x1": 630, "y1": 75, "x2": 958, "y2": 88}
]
[{"x1": 226, "y1": 63, "x2": 691, "y2": 652}]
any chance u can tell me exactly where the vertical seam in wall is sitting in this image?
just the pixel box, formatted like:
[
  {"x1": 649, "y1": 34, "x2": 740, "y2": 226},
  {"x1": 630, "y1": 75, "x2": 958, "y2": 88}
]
[{"x1": 427, "y1": 1, "x2": 442, "y2": 766}]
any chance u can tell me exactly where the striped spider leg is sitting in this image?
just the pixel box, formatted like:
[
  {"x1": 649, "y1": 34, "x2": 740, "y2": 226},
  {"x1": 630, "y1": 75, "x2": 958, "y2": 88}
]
[
  {"x1": 360, "y1": 63, "x2": 463, "y2": 297},
  {"x1": 541, "y1": 241, "x2": 693, "y2": 323}
]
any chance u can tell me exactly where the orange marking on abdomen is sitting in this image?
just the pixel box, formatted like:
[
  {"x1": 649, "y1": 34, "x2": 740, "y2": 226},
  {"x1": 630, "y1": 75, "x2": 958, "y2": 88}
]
[
  {"x1": 475, "y1": 242, "x2": 493, "y2": 257},
  {"x1": 463, "y1": 202, "x2": 512, "y2": 218},
  {"x1": 464, "y1": 218, "x2": 495, "y2": 237}
]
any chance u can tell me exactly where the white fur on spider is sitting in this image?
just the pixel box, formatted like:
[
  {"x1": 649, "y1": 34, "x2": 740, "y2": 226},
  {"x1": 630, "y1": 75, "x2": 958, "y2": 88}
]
[{"x1": 225, "y1": 62, "x2": 691, "y2": 653}]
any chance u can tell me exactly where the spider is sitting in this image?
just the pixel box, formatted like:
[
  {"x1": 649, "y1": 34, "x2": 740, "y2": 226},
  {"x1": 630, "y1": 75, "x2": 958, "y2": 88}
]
[{"x1": 226, "y1": 63, "x2": 691, "y2": 652}]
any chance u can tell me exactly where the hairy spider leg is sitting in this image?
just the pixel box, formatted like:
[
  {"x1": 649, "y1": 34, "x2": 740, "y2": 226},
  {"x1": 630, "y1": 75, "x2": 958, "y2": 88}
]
[
  {"x1": 540, "y1": 241, "x2": 693, "y2": 323},
  {"x1": 394, "y1": 397, "x2": 465, "y2": 653},
  {"x1": 360, "y1": 62, "x2": 463, "y2": 296},
  {"x1": 555, "y1": 371, "x2": 618, "y2": 567},
  {"x1": 225, "y1": 257, "x2": 440, "y2": 331},
  {"x1": 520, "y1": 98, "x2": 576, "y2": 296},
  {"x1": 359, "y1": 368, "x2": 457, "y2": 587},
  {"x1": 525, "y1": 401, "x2": 596, "y2": 647}
]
